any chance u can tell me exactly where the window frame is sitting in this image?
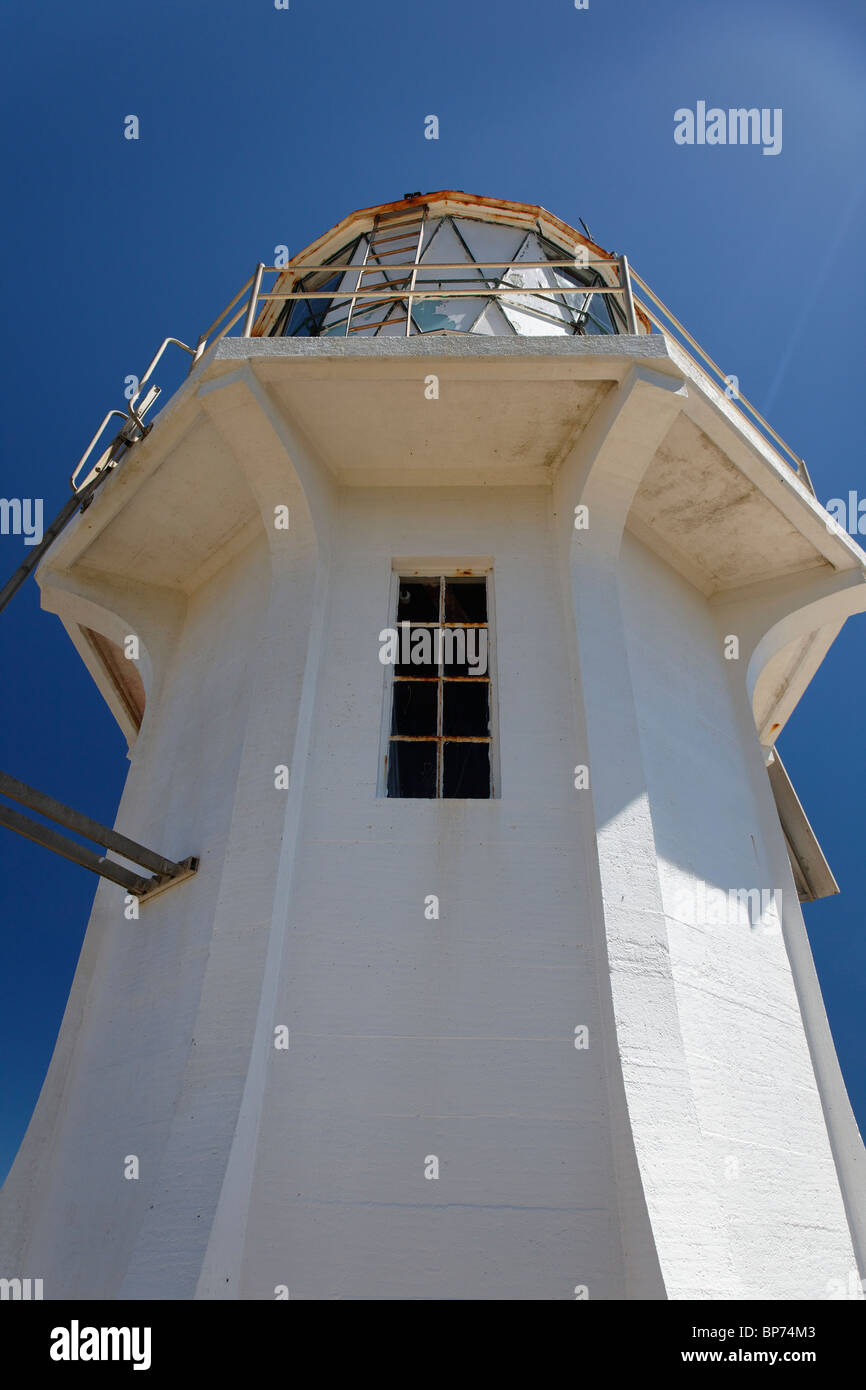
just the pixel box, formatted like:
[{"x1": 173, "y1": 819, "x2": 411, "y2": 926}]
[{"x1": 377, "y1": 562, "x2": 499, "y2": 800}]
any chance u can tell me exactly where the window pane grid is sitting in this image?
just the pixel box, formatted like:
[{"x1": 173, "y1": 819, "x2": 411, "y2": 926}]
[{"x1": 386, "y1": 575, "x2": 492, "y2": 798}]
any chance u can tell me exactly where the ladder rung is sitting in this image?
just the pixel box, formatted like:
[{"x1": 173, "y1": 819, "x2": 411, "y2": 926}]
[
  {"x1": 369, "y1": 247, "x2": 420, "y2": 260},
  {"x1": 367, "y1": 258, "x2": 417, "y2": 271},
  {"x1": 364, "y1": 263, "x2": 414, "y2": 276},
  {"x1": 357, "y1": 274, "x2": 411, "y2": 287},
  {"x1": 351, "y1": 299, "x2": 407, "y2": 313},
  {"x1": 348, "y1": 315, "x2": 408, "y2": 332},
  {"x1": 374, "y1": 210, "x2": 426, "y2": 225},
  {"x1": 372, "y1": 213, "x2": 425, "y2": 227},
  {"x1": 361, "y1": 259, "x2": 413, "y2": 271},
  {"x1": 342, "y1": 208, "x2": 426, "y2": 340},
  {"x1": 368, "y1": 231, "x2": 423, "y2": 249},
  {"x1": 358, "y1": 263, "x2": 411, "y2": 276}
]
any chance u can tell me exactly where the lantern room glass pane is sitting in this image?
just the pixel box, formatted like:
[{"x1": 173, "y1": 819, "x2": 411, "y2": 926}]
[
  {"x1": 272, "y1": 217, "x2": 628, "y2": 341},
  {"x1": 580, "y1": 293, "x2": 615, "y2": 333},
  {"x1": 411, "y1": 298, "x2": 480, "y2": 332}
]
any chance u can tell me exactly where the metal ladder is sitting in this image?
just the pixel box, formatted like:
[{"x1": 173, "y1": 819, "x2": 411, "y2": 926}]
[{"x1": 345, "y1": 205, "x2": 427, "y2": 337}]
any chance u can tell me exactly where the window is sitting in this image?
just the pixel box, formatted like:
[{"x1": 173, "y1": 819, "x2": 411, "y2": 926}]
[
  {"x1": 383, "y1": 574, "x2": 493, "y2": 798},
  {"x1": 270, "y1": 238, "x2": 363, "y2": 337},
  {"x1": 267, "y1": 220, "x2": 628, "y2": 340}
]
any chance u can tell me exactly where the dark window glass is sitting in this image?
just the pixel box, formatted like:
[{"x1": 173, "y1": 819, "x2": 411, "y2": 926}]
[
  {"x1": 327, "y1": 237, "x2": 361, "y2": 266},
  {"x1": 386, "y1": 573, "x2": 493, "y2": 799},
  {"x1": 276, "y1": 299, "x2": 314, "y2": 336},
  {"x1": 441, "y1": 627, "x2": 487, "y2": 677},
  {"x1": 321, "y1": 315, "x2": 350, "y2": 336},
  {"x1": 391, "y1": 681, "x2": 437, "y2": 736},
  {"x1": 443, "y1": 682, "x2": 489, "y2": 737},
  {"x1": 540, "y1": 244, "x2": 623, "y2": 337},
  {"x1": 580, "y1": 292, "x2": 614, "y2": 334},
  {"x1": 444, "y1": 578, "x2": 487, "y2": 623},
  {"x1": 443, "y1": 742, "x2": 490, "y2": 798},
  {"x1": 608, "y1": 294, "x2": 627, "y2": 332},
  {"x1": 397, "y1": 580, "x2": 439, "y2": 623},
  {"x1": 279, "y1": 274, "x2": 344, "y2": 337},
  {"x1": 552, "y1": 270, "x2": 592, "y2": 315},
  {"x1": 395, "y1": 626, "x2": 438, "y2": 678},
  {"x1": 387, "y1": 741, "x2": 437, "y2": 798},
  {"x1": 270, "y1": 239, "x2": 361, "y2": 338}
]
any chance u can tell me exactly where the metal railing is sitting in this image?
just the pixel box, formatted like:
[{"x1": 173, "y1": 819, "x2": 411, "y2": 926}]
[
  {"x1": 67, "y1": 250, "x2": 813, "y2": 497},
  {"x1": 241, "y1": 253, "x2": 640, "y2": 337},
  {"x1": 627, "y1": 269, "x2": 814, "y2": 491}
]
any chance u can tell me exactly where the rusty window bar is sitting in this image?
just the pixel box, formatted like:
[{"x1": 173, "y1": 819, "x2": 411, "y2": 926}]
[{"x1": 386, "y1": 578, "x2": 492, "y2": 799}]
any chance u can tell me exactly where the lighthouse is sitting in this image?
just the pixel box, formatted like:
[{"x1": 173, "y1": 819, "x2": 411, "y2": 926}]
[{"x1": 2, "y1": 191, "x2": 865, "y2": 1300}]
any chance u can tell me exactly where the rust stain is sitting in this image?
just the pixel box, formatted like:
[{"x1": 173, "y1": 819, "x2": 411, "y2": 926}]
[{"x1": 81, "y1": 626, "x2": 145, "y2": 731}]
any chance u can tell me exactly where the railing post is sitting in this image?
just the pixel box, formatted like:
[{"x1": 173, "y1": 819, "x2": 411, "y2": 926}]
[
  {"x1": 188, "y1": 333, "x2": 208, "y2": 373},
  {"x1": 619, "y1": 254, "x2": 639, "y2": 335},
  {"x1": 242, "y1": 262, "x2": 266, "y2": 337},
  {"x1": 798, "y1": 457, "x2": 816, "y2": 495}
]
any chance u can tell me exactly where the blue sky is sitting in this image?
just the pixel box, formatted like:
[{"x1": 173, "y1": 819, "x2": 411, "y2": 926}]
[{"x1": 0, "y1": 0, "x2": 864, "y2": 1182}]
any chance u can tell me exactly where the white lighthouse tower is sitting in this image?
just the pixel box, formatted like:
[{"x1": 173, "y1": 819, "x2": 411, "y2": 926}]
[{"x1": 2, "y1": 192, "x2": 865, "y2": 1300}]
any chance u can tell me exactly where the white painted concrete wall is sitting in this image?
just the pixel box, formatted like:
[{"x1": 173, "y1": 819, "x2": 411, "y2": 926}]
[
  {"x1": 1, "y1": 458, "x2": 861, "y2": 1300},
  {"x1": 234, "y1": 484, "x2": 624, "y2": 1300},
  {"x1": 619, "y1": 531, "x2": 860, "y2": 1298},
  {"x1": 0, "y1": 536, "x2": 277, "y2": 1297}
]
